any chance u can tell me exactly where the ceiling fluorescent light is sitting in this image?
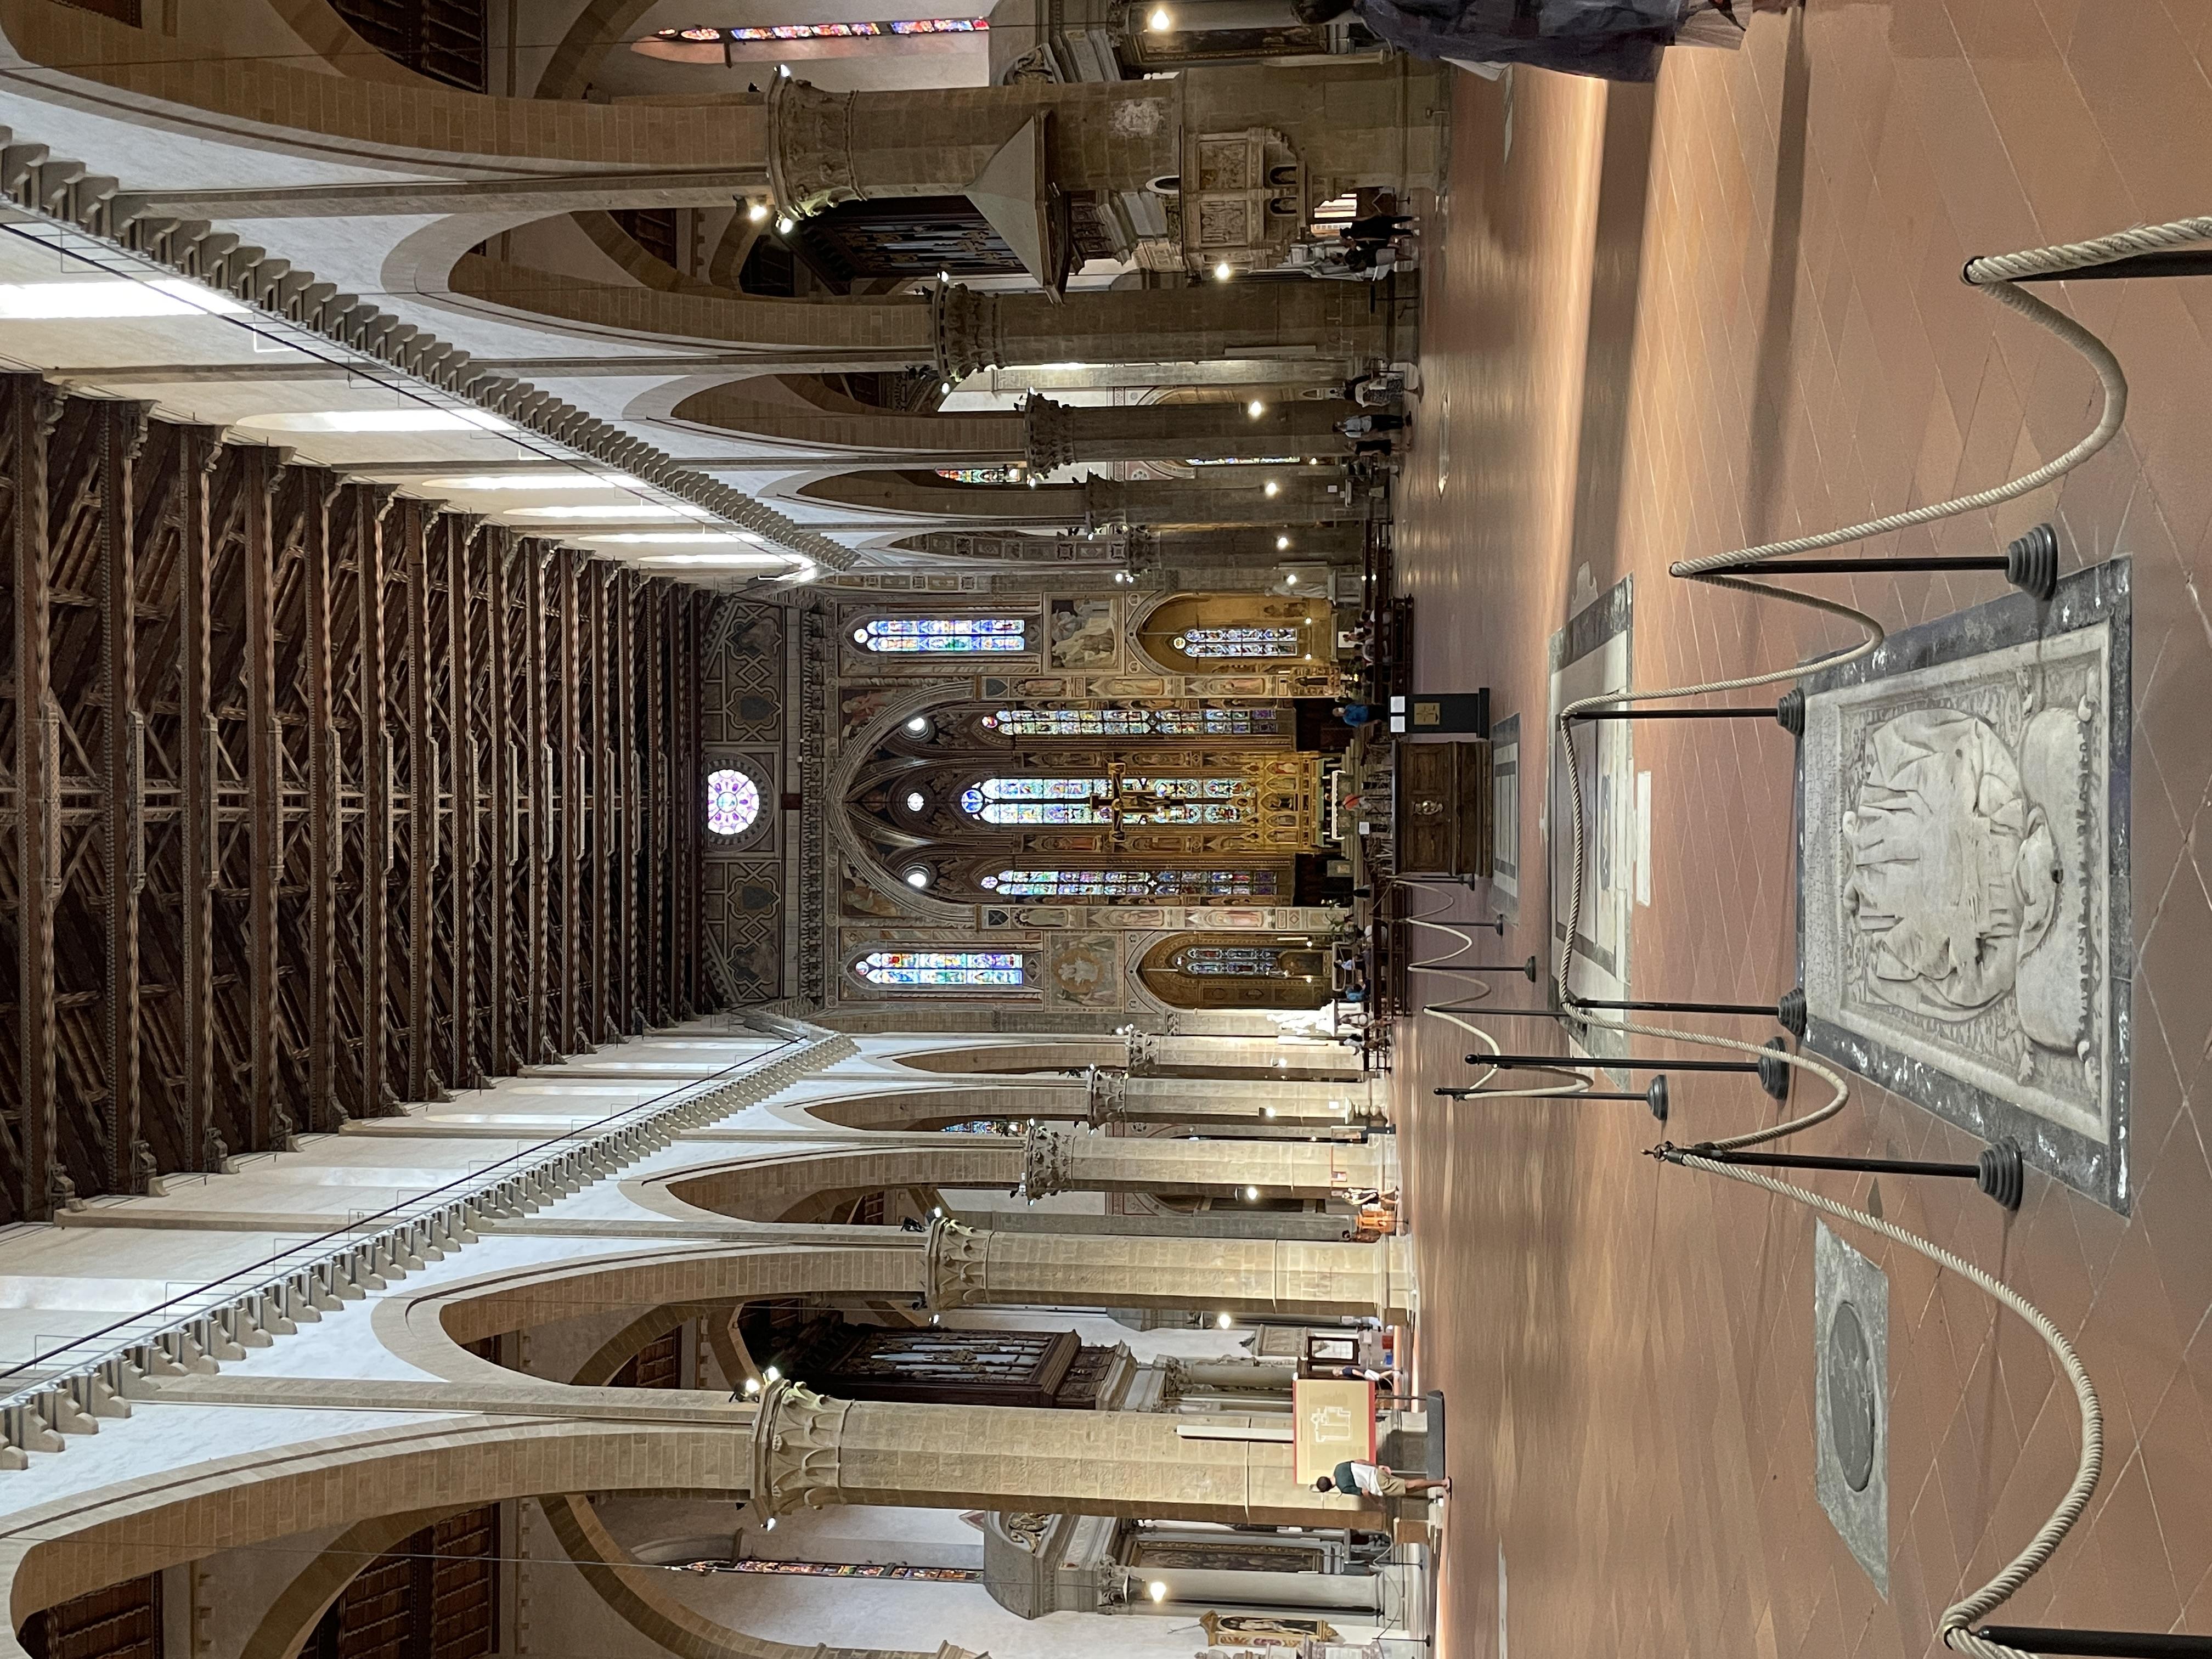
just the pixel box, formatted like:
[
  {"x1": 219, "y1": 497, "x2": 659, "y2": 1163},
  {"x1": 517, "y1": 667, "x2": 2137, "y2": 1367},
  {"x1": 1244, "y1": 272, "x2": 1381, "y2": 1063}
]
[
  {"x1": 627, "y1": 552, "x2": 798, "y2": 567},
  {"x1": 239, "y1": 408, "x2": 512, "y2": 435},
  {"x1": 500, "y1": 504, "x2": 710, "y2": 521},
  {"x1": 426, "y1": 472, "x2": 644, "y2": 492},
  {"x1": 0, "y1": 277, "x2": 250, "y2": 320},
  {"x1": 580, "y1": 531, "x2": 768, "y2": 546}
]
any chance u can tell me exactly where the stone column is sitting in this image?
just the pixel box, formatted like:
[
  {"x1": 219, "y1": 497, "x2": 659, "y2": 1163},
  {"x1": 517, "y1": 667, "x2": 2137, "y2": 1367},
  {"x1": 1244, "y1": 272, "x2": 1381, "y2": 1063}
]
[
  {"x1": 942, "y1": 282, "x2": 1397, "y2": 382},
  {"x1": 923, "y1": 1218, "x2": 1412, "y2": 1323},
  {"x1": 767, "y1": 63, "x2": 1443, "y2": 218},
  {"x1": 1126, "y1": 1036, "x2": 1366, "y2": 1082},
  {"x1": 1129, "y1": 524, "x2": 1368, "y2": 569},
  {"x1": 750, "y1": 1381, "x2": 1380, "y2": 1526},
  {"x1": 1020, "y1": 1122, "x2": 1389, "y2": 1201},
  {"x1": 1082, "y1": 473, "x2": 1365, "y2": 531},
  {"x1": 1101, "y1": 1070, "x2": 1375, "y2": 1130},
  {"x1": 455, "y1": 260, "x2": 1397, "y2": 383},
  {"x1": 1024, "y1": 396, "x2": 1352, "y2": 472}
]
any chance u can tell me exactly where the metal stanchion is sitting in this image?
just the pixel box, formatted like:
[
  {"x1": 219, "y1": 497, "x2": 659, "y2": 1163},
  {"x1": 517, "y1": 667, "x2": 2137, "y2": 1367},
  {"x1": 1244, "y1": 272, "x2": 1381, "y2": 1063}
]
[
  {"x1": 1656, "y1": 1138, "x2": 2025, "y2": 1210},
  {"x1": 1466, "y1": 1040, "x2": 1792, "y2": 1102},
  {"x1": 1727, "y1": 523, "x2": 2059, "y2": 602},
  {"x1": 1436, "y1": 1076, "x2": 1669, "y2": 1122},
  {"x1": 1970, "y1": 1629, "x2": 2212, "y2": 1658},
  {"x1": 1568, "y1": 989, "x2": 1809, "y2": 1037},
  {"x1": 1569, "y1": 688, "x2": 1805, "y2": 735}
]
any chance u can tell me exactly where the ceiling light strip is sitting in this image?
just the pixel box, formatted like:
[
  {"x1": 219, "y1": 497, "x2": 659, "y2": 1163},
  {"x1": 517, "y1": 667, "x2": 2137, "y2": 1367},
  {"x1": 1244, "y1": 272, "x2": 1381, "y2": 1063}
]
[{"x1": 0, "y1": 129, "x2": 856, "y2": 578}]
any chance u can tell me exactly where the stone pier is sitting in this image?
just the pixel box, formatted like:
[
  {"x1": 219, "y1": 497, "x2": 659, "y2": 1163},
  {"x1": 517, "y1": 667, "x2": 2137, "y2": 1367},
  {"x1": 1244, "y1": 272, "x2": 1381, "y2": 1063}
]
[{"x1": 922, "y1": 1218, "x2": 1412, "y2": 1322}]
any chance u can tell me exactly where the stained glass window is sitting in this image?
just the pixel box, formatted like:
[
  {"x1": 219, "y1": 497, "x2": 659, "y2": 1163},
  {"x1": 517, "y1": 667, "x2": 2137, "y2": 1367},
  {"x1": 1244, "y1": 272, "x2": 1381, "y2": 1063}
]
[
  {"x1": 857, "y1": 950, "x2": 1026, "y2": 987},
  {"x1": 706, "y1": 769, "x2": 761, "y2": 837},
  {"x1": 957, "y1": 776, "x2": 1252, "y2": 825},
  {"x1": 1173, "y1": 945, "x2": 1289, "y2": 977},
  {"x1": 1173, "y1": 626, "x2": 1304, "y2": 659},
  {"x1": 984, "y1": 706, "x2": 1279, "y2": 737},
  {"x1": 657, "y1": 19, "x2": 988, "y2": 40},
  {"x1": 934, "y1": 466, "x2": 1025, "y2": 484},
  {"x1": 980, "y1": 868, "x2": 1276, "y2": 898},
  {"x1": 853, "y1": 618, "x2": 1026, "y2": 654}
]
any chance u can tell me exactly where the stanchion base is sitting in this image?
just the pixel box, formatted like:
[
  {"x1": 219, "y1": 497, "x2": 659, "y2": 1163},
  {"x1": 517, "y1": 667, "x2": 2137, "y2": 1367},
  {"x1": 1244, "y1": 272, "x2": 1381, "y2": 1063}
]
[
  {"x1": 2007, "y1": 522, "x2": 2060, "y2": 602},
  {"x1": 1977, "y1": 1138, "x2": 2025, "y2": 1210},
  {"x1": 1757, "y1": 1038, "x2": 1792, "y2": 1102},
  {"x1": 1646, "y1": 1076, "x2": 1669, "y2": 1124},
  {"x1": 1776, "y1": 687, "x2": 1806, "y2": 736},
  {"x1": 1777, "y1": 988, "x2": 1808, "y2": 1037}
]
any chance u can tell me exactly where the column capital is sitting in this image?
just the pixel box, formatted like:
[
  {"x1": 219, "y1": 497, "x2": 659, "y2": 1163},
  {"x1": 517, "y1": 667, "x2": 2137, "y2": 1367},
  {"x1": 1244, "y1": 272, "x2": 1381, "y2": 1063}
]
[
  {"x1": 1018, "y1": 1122, "x2": 1074, "y2": 1200},
  {"x1": 1085, "y1": 1064, "x2": 1127, "y2": 1126},
  {"x1": 933, "y1": 285, "x2": 1003, "y2": 383},
  {"x1": 1022, "y1": 392, "x2": 1075, "y2": 473},
  {"x1": 765, "y1": 76, "x2": 859, "y2": 219},
  {"x1": 922, "y1": 1216, "x2": 989, "y2": 1310},
  {"x1": 751, "y1": 1378, "x2": 853, "y2": 1517}
]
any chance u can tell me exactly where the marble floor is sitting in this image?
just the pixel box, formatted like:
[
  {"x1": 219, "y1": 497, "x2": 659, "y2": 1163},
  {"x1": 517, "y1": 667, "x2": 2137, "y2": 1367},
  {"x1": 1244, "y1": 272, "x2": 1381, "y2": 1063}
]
[{"x1": 1392, "y1": 5, "x2": 2212, "y2": 1657}]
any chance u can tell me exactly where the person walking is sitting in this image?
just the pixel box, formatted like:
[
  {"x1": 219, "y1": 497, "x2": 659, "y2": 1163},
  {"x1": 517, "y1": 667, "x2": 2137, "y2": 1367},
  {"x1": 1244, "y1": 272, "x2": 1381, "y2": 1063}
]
[{"x1": 1315, "y1": 1459, "x2": 1452, "y2": 1500}]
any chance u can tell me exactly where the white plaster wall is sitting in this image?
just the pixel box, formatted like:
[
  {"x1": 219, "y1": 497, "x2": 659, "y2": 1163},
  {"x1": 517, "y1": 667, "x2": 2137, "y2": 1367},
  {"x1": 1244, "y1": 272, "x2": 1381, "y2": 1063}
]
[
  {"x1": 511, "y1": 0, "x2": 602, "y2": 98},
  {"x1": 663, "y1": 1563, "x2": 1221, "y2": 1659},
  {"x1": 182, "y1": 1523, "x2": 352, "y2": 1659}
]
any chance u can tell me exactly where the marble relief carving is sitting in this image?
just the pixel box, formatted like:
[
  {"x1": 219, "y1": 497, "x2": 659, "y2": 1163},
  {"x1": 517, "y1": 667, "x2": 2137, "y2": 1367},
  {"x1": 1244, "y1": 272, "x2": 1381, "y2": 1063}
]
[{"x1": 1798, "y1": 563, "x2": 2131, "y2": 1210}]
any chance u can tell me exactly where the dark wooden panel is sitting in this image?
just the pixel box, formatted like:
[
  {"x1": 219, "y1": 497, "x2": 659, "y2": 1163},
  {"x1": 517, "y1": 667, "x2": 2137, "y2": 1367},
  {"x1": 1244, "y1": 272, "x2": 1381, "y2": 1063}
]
[
  {"x1": 610, "y1": 1325, "x2": 682, "y2": 1390},
  {"x1": 803, "y1": 1327, "x2": 1080, "y2": 1407},
  {"x1": 1392, "y1": 740, "x2": 1492, "y2": 878},
  {"x1": 311, "y1": 1504, "x2": 499, "y2": 1659},
  {"x1": 21, "y1": 1573, "x2": 160, "y2": 1659}
]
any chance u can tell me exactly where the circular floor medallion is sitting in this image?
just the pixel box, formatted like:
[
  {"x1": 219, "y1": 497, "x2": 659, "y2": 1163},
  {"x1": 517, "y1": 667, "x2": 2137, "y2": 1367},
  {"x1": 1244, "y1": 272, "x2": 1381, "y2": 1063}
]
[{"x1": 1826, "y1": 1300, "x2": 1877, "y2": 1493}]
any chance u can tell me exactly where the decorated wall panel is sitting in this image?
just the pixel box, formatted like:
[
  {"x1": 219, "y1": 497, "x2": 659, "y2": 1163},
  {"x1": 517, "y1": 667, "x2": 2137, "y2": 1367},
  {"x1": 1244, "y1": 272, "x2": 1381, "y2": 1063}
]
[{"x1": 702, "y1": 597, "x2": 795, "y2": 1007}]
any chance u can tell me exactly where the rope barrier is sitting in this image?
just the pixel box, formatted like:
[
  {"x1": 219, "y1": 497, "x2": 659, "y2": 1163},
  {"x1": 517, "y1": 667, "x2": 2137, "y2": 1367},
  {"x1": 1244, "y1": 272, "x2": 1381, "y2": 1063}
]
[{"x1": 1398, "y1": 213, "x2": 2212, "y2": 1659}]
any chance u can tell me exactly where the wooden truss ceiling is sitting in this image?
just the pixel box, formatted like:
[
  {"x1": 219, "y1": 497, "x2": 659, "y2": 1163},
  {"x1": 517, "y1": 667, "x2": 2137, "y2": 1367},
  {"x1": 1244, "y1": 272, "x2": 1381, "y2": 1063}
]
[{"x1": 0, "y1": 377, "x2": 713, "y2": 1224}]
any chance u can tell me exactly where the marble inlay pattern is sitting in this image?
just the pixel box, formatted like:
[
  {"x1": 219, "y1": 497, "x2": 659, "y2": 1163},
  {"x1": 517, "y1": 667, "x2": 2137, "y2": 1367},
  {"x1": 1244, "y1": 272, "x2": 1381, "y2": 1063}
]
[
  {"x1": 1813, "y1": 1221, "x2": 1889, "y2": 1595},
  {"x1": 1489, "y1": 713, "x2": 1522, "y2": 918},
  {"x1": 1798, "y1": 561, "x2": 2132, "y2": 1211},
  {"x1": 1546, "y1": 577, "x2": 1635, "y2": 1060}
]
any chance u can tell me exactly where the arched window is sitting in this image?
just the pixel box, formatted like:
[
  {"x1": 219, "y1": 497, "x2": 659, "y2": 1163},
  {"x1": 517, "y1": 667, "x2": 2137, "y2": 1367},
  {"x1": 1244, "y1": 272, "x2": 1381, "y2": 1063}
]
[
  {"x1": 980, "y1": 868, "x2": 1277, "y2": 898},
  {"x1": 1172, "y1": 625, "x2": 1304, "y2": 659},
  {"x1": 957, "y1": 776, "x2": 1252, "y2": 825},
  {"x1": 852, "y1": 618, "x2": 1027, "y2": 654},
  {"x1": 1172, "y1": 945, "x2": 1290, "y2": 977},
  {"x1": 983, "y1": 706, "x2": 1279, "y2": 737},
  {"x1": 705, "y1": 768, "x2": 762, "y2": 837},
  {"x1": 856, "y1": 950, "x2": 1026, "y2": 987},
  {"x1": 934, "y1": 466, "x2": 1025, "y2": 484}
]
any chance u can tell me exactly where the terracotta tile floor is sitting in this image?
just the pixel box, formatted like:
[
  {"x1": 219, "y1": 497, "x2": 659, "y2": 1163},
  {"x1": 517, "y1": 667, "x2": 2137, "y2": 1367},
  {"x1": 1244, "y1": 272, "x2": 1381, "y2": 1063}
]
[{"x1": 1392, "y1": 7, "x2": 2212, "y2": 1657}]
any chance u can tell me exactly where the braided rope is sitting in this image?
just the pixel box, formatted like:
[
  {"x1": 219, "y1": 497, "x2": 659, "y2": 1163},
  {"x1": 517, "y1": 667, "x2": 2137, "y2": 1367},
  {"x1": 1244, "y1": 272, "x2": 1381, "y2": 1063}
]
[
  {"x1": 1677, "y1": 1155, "x2": 2103, "y2": 1659},
  {"x1": 1402, "y1": 214, "x2": 2212, "y2": 1657}
]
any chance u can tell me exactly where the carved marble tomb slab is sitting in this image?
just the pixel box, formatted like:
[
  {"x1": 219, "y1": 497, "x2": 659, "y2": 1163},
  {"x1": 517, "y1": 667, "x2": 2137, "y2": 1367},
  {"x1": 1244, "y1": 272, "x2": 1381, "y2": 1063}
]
[
  {"x1": 1546, "y1": 577, "x2": 1635, "y2": 1062},
  {"x1": 1797, "y1": 560, "x2": 2131, "y2": 1211}
]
